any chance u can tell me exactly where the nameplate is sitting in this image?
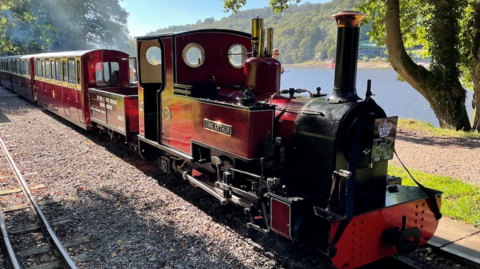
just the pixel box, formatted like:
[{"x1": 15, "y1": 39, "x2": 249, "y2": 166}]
[{"x1": 204, "y1": 119, "x2": 232, "y2": 137}]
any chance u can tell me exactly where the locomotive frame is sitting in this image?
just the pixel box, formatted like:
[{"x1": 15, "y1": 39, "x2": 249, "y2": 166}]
[{"x1": 0, "y1": 11, "x2": 443, "y2": 269}]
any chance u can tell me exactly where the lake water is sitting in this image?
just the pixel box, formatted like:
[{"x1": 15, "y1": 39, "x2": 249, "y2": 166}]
[{"x1": 280, "y1": 67, "x2": 474, "y2": 127}]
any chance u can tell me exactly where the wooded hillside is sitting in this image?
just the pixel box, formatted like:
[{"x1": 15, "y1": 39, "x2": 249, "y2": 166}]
[{"x1": 148, "y1": 0, "x2": 371, "y2": 64}]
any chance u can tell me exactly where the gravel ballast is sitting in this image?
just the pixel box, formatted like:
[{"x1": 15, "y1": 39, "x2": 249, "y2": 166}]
[
  {"x1": 0, "y1": 87, "x2": 332, "y2": 268},
  {"x1": 0, "y1": 86, "x2": 475, "y2": 269}
]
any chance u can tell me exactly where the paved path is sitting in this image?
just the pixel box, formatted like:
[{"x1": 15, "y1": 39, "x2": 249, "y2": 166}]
[
  {"x1": 430, "y1": 218, "x2": 480, "y2": 268},
  {"x1": 392, "y1": 129, "x2": 480, "y2": 267}
]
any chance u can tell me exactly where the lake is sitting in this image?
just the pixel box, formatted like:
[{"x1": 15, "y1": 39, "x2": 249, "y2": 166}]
[{"x1": 280, "y1": 67, "x2": 474, "y2": 127}]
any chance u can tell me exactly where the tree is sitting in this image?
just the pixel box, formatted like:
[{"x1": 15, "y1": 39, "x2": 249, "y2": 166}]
[
  {"x1": 359, "y1": 0, "x2": 479, "y2": 131},
  {"x1": 221, "y1": 0, "x2": 480, "y2": 131},
  {"x1": 0, "y1": 0, "x2": 131, "y2": 55},
  {"x1": 223, "y1": 0, "x2": 301, "y2": 13}
]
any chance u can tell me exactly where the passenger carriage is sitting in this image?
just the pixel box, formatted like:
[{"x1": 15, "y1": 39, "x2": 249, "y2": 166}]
[
  {"x1": 32, "y1": 50, "x2": 133, "y2": 130},
  {"x1": 0, "y1": 55, "x2": 35, "y2": 101}
]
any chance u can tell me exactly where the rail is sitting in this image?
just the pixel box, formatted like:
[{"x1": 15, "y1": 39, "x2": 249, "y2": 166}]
[{"x1": 0, "y1": 136, "x2": 77, "y2": 269}]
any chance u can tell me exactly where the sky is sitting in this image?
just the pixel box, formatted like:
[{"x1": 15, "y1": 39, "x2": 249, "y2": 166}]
[{"x1": 121, "y1": 0, "x2": 331, "y2": 37}]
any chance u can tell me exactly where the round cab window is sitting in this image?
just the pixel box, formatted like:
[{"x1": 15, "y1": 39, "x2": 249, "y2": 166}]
[
  {"x1": 146, "y1": 46, "x2": 162, "y2": 65},
  {"x1": 183, "y1": 43, "x2": 205, "y2": 68},
  {"x1": 228, "y1": 44, "x2": 247, "y2": 68}
]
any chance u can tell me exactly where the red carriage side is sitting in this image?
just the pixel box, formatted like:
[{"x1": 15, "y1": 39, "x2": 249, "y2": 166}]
[{"x1": 32, "y1": 50, "x2": 132, "y2": 130}]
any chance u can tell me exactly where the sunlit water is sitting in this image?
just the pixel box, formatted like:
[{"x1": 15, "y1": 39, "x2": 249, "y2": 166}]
[{"x1": 280, "y1": 67, "x2": 474, "y2": 127}]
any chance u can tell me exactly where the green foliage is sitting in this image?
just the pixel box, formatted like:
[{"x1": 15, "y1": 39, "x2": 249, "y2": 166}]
[
  {"x1": 0, "y1": 0, "x2": 131, "y2": 55},
  {"x1": 389, "y1": 165, "x2": 480, "y2": 225},
  {"x1": 357, "y1": 0, "x2": 477, "y2": 93},
  {"x1": 149, "y1": 0, "x2": 369, "y2": 64},
  {"x1": 223, "y1": 0, "x2": 300, "y2": 14},
  {"x1": 398, "y1": 118, "x2": 480, "y2": 137}
]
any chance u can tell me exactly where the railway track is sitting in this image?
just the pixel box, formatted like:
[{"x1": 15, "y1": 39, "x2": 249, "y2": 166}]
[{"x1": 0, "y1": 136, "x2": 88, "y2": 268}]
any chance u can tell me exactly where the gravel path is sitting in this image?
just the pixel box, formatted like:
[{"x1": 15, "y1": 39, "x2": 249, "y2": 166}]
[
  {"x1": 392, "y1": 128, "x2": 480, "y2": 186},
  {"x1": 1, "y1": 86, "x2": 475, "y2": 268}
]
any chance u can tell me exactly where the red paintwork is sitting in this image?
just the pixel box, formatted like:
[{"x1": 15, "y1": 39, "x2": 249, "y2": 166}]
[
  {"x1": 138, "y1": 84, "x2": 145, "y2": 135},
  {"x1": 257, "y1": 94, "x2": 311, "y2": 151},
  {"x1": 32, "y1": 50, "x2": 130, "y2": 129},
  {"x1": 244, "y1": 57, "x2": 281, "y2": 98},
  {"x1": 159, "y1": 37, "x2": 176, "y2": 147},
  {"x1": 271, "y1": 198, "x2": 291, "y2": 239},
  {"x1": 330, "y1": 196, "x2": 442, "y2": 269},
  {"x1": 191, "y1": 102, "x2": 274, "y2": 159},
  {"x1": 11, "y1": 73, "x2": 34, "y2": 102},
  {"x1": 174, "y1": 32, "x2": 249, "y2": 85},
  {"x1": 125, "y1": 96, "x2": 139, "y2": 133},
  {"x1": 160, "y1": 32, "x2": 264, "y2": 158}
]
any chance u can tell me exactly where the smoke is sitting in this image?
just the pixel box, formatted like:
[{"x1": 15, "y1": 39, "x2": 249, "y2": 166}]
[{"x1": 1, "y1": 0, "x2": 132, "y2": 54}]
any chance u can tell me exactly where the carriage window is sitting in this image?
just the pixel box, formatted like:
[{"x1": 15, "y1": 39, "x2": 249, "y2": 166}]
[
  {"x1": 76, "y1": 60, "x2": 81, "y2": 85},
  {"x1": 62, "y1": 60, "x2": 67, "y2": 82},
  {"x1": 36, "y1": 59, "x2": 41, "y2": 77},
  {"x1": 182, "y1": 43, "x2": 204, "y2": 68},
  {"x1": 68, "y1": 58, "x2": 75, "y2": 84},
  {"x1": 24, "y1": 60, "x2": 29, "y2": 76},
  {"x1": 41, "y1": 60, "x2": 44, "y2": 77},
  {"x1": 55, "y1": 58, "x2": 61, "y2": 81},
  {"x1": 45, "y1": 59, "x2": 50, "y2": 79},
  {"x1": 95, "y1": 61, "x2": 120, "y2": 86}
]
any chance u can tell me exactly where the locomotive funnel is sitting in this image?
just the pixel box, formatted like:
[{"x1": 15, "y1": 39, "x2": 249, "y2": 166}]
[{"x1": 328, "y1": 11, "x2": 367, "y2": 104}]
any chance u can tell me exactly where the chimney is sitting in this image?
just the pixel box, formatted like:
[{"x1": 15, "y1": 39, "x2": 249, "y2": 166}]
[{"x1": 328, "y1": 11, "x2": 367, "y2": 104}]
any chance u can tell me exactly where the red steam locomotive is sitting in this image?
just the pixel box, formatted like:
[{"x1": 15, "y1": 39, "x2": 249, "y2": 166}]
[{"x1": 0, "y1": 11, "x2": 442, "y2": 269}]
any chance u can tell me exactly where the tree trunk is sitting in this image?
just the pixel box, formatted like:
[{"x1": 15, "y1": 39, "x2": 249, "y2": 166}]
[
  {"x1": 385, "y1": 0, "x2": 471, "y2": 131},
  {"x1": 471, "y1": 4, "x2": 480, "y2": 132},
  {"x1": 473, "y1": 65, "x2": 480, "y2": 131}
]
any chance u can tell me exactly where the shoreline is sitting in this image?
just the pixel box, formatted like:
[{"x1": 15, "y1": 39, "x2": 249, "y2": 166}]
[{"x1": 284, "y1": 61, "x2": 429, "y2": 69}]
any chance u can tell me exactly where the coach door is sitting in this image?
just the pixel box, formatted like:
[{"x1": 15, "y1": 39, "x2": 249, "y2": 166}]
[
  {"x1": 74, "y1": 58, "x2": 84, "y2": 123},
  {"x1": 50, "y1": 58, "x2": 62, "y2": 111}
]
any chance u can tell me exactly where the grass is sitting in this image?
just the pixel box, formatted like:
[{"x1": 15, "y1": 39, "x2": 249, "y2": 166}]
[
  {"x1": 390, "y1": 118, "x2": 480, "y2": 226},
  {"x1": 388, "y1": 165, "x2": 480, "y2": 226},
  {"x1": 398, "y1": 118, "x2": 480, "y2": 139}
]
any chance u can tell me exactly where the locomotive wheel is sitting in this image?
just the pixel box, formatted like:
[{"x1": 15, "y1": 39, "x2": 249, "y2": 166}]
[{"x1": 292, "y1": 217, "x2": 315, "y2": 245}]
